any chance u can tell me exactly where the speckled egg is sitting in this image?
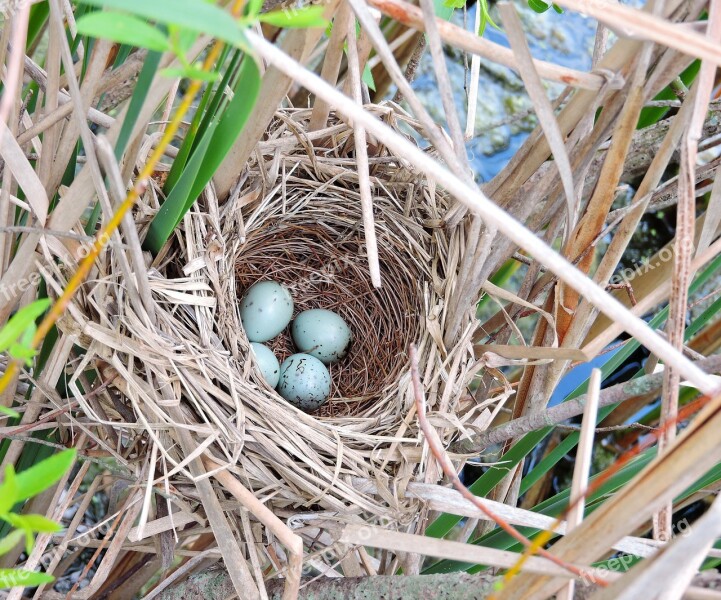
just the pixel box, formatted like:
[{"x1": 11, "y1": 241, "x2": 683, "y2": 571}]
[
  {"x1": 240, "y1": 281, "x2": 294, "y2": 342},
  {"x1": 250, "y1": 343, "x2": 280, "y2": 388},
  {"x1": 291, "y1": 309, "x2": 351, "y2": 364},
  {"x1": 277, "y1": 353, "x2": 331, "y2": 411}
]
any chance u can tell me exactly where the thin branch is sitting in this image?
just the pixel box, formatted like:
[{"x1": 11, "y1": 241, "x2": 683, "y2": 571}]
[
  {"x1": 454, "y1": 354, "x2": 721, "y2": 453},
  {"x1": 409, "y1": 344, "x2": 604, "y2": 585}
]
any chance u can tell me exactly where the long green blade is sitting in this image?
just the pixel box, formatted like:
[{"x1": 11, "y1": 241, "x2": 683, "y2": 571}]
[{"x1": 145, "y1": 57, "x2": 261, "y2": 254}]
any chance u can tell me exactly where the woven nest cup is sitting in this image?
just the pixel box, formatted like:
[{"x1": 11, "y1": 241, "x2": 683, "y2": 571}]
[
  {"x1": 236, "y1": 186, "x2": 425, "y2": 416},
  {"x1": 74, "y1": 103, "x2": 478, "y2": 518}
]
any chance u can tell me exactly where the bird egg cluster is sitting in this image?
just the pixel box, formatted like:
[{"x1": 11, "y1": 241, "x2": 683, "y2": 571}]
[{"x1": 240, "y1": 281, "x2": 352, "y2": 411}]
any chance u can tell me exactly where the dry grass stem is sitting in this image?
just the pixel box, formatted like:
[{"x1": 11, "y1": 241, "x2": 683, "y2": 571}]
[
  {"x1": 367, "y1": 0, "x2": 611, "y2": 90},
  {"x1": 558, "y1": 368, "x2": 600, "y2": 600}
]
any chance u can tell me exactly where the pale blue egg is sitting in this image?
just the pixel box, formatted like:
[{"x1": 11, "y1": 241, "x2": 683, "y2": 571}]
[
  {"x1": 291, "y1": 309, "x2": 351, "y2": 364},
  {"x1": 240, "y1": 281, "x2": 294, "y2": 342},
  {"x1": 250, "y1": 343, "x2": 280, "y2": 388},
  {"x1": 277, "y1": 353, "x2": 331, "y2": 411}
]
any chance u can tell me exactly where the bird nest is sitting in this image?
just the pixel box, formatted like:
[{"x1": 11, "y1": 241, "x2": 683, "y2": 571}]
[
  {"x1": 235, "y1": 190, "x2": 423, "y2": 416},
  {"x1": 66, "y1": 103, "x2": 480, "y2": 518}
]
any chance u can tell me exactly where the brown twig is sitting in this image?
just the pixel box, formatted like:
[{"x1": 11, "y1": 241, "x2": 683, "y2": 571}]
[
  {"x1": 605, "y1": 281, "x2": 637, "y2": 306},
  {"x1": 454, "y1": 354, "x2": 721, "y2": 453},
  {"x1": 408, "y1": 344, "x2": 604, "y2": 585},
  {"x1": 392, "y1": 35, "x2": 425, "y2": 104}
]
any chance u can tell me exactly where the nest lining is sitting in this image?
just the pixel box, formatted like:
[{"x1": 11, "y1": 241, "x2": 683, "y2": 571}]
[{"x1": 235, "y1": 193, "x2": 425, "y2": 416}]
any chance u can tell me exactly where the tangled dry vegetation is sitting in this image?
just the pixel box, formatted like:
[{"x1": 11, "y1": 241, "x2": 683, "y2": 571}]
[{"x1": 3, "y1": 0, "x2": 721, "y2": 599}]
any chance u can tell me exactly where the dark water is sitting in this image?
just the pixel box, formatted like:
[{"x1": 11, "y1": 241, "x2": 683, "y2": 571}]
[{"x1": 412, "y1": 2, "x2": 598, "y2": 181}]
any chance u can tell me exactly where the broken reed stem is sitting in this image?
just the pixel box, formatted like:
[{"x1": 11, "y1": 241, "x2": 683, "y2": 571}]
[
  {"x1": 557, "y1": 368, "x2": 600, "y2": 600},
  {"x1": 455, "y1": 354, "x2": 721, "y2": 453},
  {"x1": 463, "y1": 4, "x2": 481, "y2": 140},
  {"x1": 345, "y1": 9, "x2": 382, "y2": 288},
  {"x1": 408, "y1": 344, "x2": 603, "y2": 588}
]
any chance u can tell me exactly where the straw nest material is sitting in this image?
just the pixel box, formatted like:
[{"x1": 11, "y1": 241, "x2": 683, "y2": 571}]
[{"x1": 66, "y1": 103, "x2": 481, "y2": 520}]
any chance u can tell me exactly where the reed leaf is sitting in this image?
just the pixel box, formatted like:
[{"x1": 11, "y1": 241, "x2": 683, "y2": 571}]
[
  {"x1": 144, "y1": 57, "x2": 261, "y2": 254},
  {"x1": 75, "y1": 0, "x2": 247, "y2": 47}
]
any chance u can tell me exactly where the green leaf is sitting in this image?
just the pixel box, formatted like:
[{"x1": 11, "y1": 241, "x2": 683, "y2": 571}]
[
  {"x1": 637, "y1": 60, "x2": 700, "y2": 129},
  {"x1": 247, "y1": 0, "x2": 264, "y2": 18},
  {"x1": 0, "y1": 299, "x2": 50, "y2": 354},
  {"x1": 75, "y1": 12, "x2": 171, "y2": 52},
  {"x1": 2, "y1": 515, "x2": 35, "y2": 553},
  {"x1": 15, "y1": 449, "x2": 76, "y2": 503},
  {"x1": 477, "y1": 0, "x2": 500, "y2": 35},
  {"x1": 164, "y1": 45, "x2": 239, "y2": 194},
  {"x1": 362, "y1": 63, "x2": 376, "y2": 92},
  {"x1": 442, "y1": 0, "x2": 465, "y2": 9},
  {"x1": 187, "y1": 58, "x2": 261, "y2": 203},
  {"x1": 2, "y1": 513, "x2": 60, "y2": 554},
  {"x1": 8, "y1": 324, "x2": 38, "y2": 366},
  {"x1": 0, "y1": 466, "x2": 18, "y2": 515},
  {"x1": 258, "y1": 6, "x2": 329, "y2": 29},
  {"x1": 27, "y1": 2, "x2": 50, "y2": 51},
  {"x1": 0, "y1": 568, "x2": 54, "y2": 589},
  {"x1": 145, "y1": 57, "x2": 261, "y2": 254},
  {"x1": 552, "y1": 3, "x2": 564, "y2": 13},
  {"x1": 0, "y1": 530, "x2": 24, "y2": 557},
  {"x1": 0, "y1": 406, "x2": 19, "y2": 419},
  {"x1": 114, "y1": 51, "x2": 163, "y2": 161},
  {"x1": 144, "y1": 123, "x2": 217, "y2": 255},
  {"x1": 169, "y1": 24, "x2": 197, "y2": 54},
  {"x1": 434, "y1": 0, "x2": 455, "y2": 19},
  {"x1": 160, "y1": 66, "x2": 220, "y2": 82},
  {"x1": 11, "y1": 514, "x2": 62, "y2": 534},
  {"x1": 528, "y1": 0, "x2": 551, "y2": 12},
  {"x1": 75, "y1": 0, "x2": 247, "y2": 47},
  {"x1": 84, "y1": 49, "x2": 163, "y2": 234}
]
